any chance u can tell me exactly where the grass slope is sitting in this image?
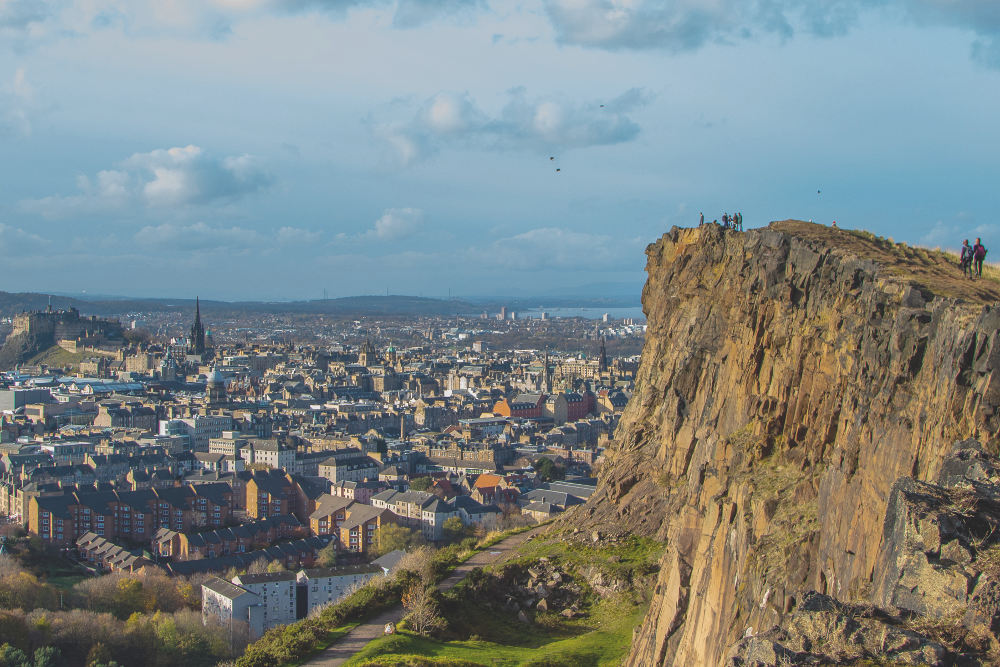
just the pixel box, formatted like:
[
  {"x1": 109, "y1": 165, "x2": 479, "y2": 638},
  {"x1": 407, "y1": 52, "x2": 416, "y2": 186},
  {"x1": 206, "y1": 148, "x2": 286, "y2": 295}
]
[
  {"x1": 345, "y1": 598, "x2": 644, "y2": 667},
  {"x1": 345, "y1": 534, "x2": 663, "y2": 667},
  {"x1": 25, "y1": 344, "x2": 86, "y2": 369}
]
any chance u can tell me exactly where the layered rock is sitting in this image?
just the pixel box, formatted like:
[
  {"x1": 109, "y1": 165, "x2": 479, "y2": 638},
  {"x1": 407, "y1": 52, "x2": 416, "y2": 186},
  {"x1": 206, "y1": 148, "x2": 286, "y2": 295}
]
[{"x1": 577, "y1": 221, "x2": 1000, "y2": 665}]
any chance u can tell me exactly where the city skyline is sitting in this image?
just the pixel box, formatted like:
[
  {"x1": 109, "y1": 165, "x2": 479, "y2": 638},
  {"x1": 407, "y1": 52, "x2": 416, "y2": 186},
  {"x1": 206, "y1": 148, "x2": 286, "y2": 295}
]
[{"x1": 2, "y1": 1, "x2": 1000, "y2": 299}]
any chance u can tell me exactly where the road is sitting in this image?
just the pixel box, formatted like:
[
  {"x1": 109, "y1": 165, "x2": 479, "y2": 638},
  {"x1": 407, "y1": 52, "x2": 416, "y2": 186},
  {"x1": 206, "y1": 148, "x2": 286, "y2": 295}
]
[{"x1": 305, "y1": 526, "x2": 545, "y2": 666}]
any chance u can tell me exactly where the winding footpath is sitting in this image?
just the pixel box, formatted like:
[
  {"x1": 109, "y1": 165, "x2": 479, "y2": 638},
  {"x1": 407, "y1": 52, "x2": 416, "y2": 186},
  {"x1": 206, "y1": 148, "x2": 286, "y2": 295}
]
[{"x1": 305, "y1": 526, "x2": 545, "y2": 666}]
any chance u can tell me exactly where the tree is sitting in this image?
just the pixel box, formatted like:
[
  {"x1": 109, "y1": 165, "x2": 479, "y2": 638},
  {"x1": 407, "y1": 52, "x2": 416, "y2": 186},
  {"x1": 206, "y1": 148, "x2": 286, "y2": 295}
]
[
  {"x1": 534, "y1": 458, "x2": 564, "y2": 482},
  {"x1": 408, "y1": 476, "x2": 432, "y2": 492},
  {"x1": 316, "y1": 543, "x2": 337, "y2": 568},
  {"x1": 0, "y1": 643, "x2": 28, "y2": 667},
  {"x1": 374, "y1": 523, "x2": 422, "y2": 557},
  {"x1": 441, "y1": 516, "x2": 466, "y2": 544},
  {"x1": 400, "y1": 585, "x2": 444, "y2": 637},
  {"x1": 31, "y1": 647, "x2": 60, "y2": 667}
]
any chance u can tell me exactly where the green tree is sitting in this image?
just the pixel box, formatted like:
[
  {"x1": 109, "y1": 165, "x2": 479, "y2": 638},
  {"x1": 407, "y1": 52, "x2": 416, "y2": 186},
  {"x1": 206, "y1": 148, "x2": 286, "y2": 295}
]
[
  {"x1": 31, "y1": 647, "x2": 60, "y2": 667},
  {"x1": 441, "y1": 516, "x2": 466, "y2": 544},
  {"x1": 408, "y1": 476, "x2": 432, "y2": 491},
  {"x1": 534, "y1": 458, "x2": 564, "y2": 482},
  {"x1": 374, "y1": 523, "x2": 421, "y2": 557},
  {"x1": 316, "y1": 542, "x2": 337, "y2": 568},
  {"x1": 0, "y1": 643, "x2": 29, "y2": 667}
]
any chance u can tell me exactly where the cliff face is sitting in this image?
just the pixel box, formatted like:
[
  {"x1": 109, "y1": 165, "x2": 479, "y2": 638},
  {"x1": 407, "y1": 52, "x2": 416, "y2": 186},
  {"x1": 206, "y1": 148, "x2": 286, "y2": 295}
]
[{"x1": 580, "y1": 221, "x2": 1000, "y2": 665}]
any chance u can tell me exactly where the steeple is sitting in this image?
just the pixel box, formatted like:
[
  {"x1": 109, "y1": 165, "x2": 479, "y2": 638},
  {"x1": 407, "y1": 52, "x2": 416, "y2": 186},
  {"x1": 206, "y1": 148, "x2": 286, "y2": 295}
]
[
  {"x1": 598, "y1": 336, "x2": 608, "y2": 373},
  {"x1": 543, "y1": 349, "x2": 552, "y2": 394},
  {"x1": 190, "y1": 296, "x2": 206, "y2": 355}
]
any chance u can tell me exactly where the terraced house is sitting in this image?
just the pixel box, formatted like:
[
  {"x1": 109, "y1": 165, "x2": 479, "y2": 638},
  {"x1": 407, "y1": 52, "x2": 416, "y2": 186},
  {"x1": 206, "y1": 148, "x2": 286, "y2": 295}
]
[
  {"x1": 154, "y1": 513, "x2": 304, "y2": 560},
  {"x1": 28, "y1": 481, "x2": 235, "y2": 546}
]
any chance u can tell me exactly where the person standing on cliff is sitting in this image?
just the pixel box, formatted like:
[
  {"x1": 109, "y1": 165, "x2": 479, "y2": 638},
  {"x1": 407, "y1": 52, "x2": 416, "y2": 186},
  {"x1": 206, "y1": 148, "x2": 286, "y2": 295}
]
[
  {"x1": 699, "y1": 212, "x2": 704, "y2": 226},
  {"x1": 960, "y1": 239, "x2": 974, "y2": 278},
  {"x1": 973, "y1": 238, "x2": 988, "y2": 278}
]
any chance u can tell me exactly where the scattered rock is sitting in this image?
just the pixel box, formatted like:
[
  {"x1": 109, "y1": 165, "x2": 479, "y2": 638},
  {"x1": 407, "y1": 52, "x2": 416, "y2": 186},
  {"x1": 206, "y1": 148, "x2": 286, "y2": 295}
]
[
  {"x1": 560, "y1": 608, "x2": 575, "y2": 618},
  {"x1": 536, "y1": 598, "x2": 549, "y2": 612},
  {"x1": 517, "y1": 610, "x2": 530, "y2": 624}
]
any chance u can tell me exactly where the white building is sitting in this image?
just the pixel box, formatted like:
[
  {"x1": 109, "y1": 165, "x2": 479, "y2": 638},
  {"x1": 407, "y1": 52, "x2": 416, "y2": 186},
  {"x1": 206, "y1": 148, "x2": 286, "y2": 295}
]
[
  {"x1": 243, "y1": 440, "x2": 296, "y2": 471},
  {"x1": 160, "y1": 415, "x2": 234, "y2": 451},
  {"x1": 296, "y1": 565, "x2": 381, "y2": 616},
  {"x1": 201, "y1": 577, "x2": 266, "y2": 645},
  {"x1": 231, "y1": 571, "x2": 297, "y2": 628}
]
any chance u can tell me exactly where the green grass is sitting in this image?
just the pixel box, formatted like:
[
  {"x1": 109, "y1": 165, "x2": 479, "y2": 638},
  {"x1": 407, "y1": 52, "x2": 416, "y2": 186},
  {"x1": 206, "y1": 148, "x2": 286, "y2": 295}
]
[
  {"x1": 344, "y1": 533, "x2": 664, "y2": 667},
  {"x1": 344, "y1": 595, "x2": 647, "y2": 667},
  {"x1": 25, "y1": 344, "x2": 86, "y2": 369},
  {"x1": 506, "y1": 533, "x2": 663, "y2": 582},
  {"x1": 44, "y1": 573, "x2": 88, "y2": 590},
  {"x1": 285, "y1": 623, "x2": 358, "y2": 666}
]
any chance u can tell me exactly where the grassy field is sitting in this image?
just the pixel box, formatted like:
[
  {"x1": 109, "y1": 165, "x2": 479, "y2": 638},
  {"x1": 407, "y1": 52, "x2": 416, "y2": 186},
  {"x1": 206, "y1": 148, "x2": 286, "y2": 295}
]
[{"x1": 343, "y1": 533, "x2": 663, "y2": 667}]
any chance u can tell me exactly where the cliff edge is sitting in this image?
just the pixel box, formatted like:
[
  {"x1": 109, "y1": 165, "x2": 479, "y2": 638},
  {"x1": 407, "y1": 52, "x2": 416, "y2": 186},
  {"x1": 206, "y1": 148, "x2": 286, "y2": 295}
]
[{"x1": 579, "y1": 221, "x2": 1000, "y2": 665}]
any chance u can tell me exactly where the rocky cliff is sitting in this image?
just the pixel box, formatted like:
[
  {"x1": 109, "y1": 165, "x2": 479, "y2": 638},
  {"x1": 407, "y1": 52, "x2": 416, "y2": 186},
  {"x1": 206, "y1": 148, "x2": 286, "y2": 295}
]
[{"x1": 578, "y1": 221, "x2": 1000, "y2": 665}]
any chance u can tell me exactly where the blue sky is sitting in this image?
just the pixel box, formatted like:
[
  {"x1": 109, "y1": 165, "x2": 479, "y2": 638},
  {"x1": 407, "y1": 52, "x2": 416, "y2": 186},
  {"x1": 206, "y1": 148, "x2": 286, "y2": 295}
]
[{"x1": 1, "y1": 0, "x2": 999, "y2": 300}]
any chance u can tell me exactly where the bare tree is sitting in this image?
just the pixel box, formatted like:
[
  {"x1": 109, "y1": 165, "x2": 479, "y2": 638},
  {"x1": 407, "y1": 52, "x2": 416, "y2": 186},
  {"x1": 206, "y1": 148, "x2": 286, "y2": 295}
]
[{"x1": 401, "y1": 584, "x2": 444, "y2": 637}]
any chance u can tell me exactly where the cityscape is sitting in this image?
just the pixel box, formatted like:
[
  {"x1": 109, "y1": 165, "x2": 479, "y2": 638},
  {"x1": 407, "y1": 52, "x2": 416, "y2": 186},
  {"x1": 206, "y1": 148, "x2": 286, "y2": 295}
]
[
  {"x1": 4, "y1": 0, "x2": 1000, "y2": 665},
  {"x1": 0, "y1": 298, "x2": 643, "y2": 658}
]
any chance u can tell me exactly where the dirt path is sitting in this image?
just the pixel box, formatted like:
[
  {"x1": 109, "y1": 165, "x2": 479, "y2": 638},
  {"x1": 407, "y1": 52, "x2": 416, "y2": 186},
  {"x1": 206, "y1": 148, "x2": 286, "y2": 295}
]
[{"x1": 305, "y1": 526, "x2": 545, "y2": 666}]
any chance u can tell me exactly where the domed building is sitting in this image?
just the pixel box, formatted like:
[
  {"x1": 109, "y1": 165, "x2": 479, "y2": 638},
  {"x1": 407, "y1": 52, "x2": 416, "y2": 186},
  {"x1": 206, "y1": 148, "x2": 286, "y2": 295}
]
[{"x1": 206, "y1": 366, "x2": 227, "y2": 404}]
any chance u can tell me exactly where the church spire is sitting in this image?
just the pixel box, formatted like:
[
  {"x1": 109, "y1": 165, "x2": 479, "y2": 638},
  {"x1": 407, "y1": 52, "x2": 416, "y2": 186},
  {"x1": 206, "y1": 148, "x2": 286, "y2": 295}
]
[
  {"x1": 543, "y1": 348, "x2": 552, "y2": 394},
  {"x1": 190, "y1": 296, "x2": 206, "y2": 355}
]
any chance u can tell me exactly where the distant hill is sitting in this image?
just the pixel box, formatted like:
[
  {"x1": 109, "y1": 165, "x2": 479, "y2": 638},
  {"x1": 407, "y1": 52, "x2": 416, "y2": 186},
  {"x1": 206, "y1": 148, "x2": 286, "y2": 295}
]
[{"x1": 0, "y1": 292, "x2": 481, "y2": 318}]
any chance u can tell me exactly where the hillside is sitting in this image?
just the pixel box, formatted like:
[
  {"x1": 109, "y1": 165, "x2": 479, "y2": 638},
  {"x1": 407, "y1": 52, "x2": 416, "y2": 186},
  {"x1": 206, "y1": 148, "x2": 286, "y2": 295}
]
[
  {"x1": 573, "y1": 220, "x2": 1000, "y2": 665},
  {"x1": 0, "y1": 293, "x2": 480, "y2": 318}
]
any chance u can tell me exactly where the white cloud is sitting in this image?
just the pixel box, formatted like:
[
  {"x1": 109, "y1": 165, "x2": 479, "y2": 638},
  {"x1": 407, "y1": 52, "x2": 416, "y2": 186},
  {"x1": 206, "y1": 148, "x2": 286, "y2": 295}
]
[
  {"x1": 377, "y1": 87, "x2": 650, "y2": 165},
  {"x1": 21, "y1": 144, "x2": 273, "y2": 218},
  {"x1": 541, "y1": 0, "x2": 873, "y2": 51},
  {"x1": 365, "y1": 207, "x2": 425, "y2": 240},
  {"x1": 540, "y1": 0, "x2": 1000, "y2": 67}
]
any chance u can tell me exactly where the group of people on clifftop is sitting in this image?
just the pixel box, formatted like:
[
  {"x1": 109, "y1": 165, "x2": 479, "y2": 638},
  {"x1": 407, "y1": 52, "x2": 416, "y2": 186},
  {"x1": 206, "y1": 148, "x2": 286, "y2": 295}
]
[
  {"x1": 699, "y1": 211, "x2": 743, "y2": 231},
  {"x1": 960, "y1": 238, "x2": 989, "y2": 279}
]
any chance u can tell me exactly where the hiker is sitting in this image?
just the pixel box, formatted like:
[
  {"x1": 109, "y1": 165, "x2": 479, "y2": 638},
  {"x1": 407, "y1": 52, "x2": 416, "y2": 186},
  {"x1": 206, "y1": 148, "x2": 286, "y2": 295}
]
[
  {"x1": 722, "y1": 213, "x2": 729, "y2": 228},
  {"x1": 699, "y1": 212, "x2": 704, "y2": 226},
  {"x1": 974, "y1": 237, "x2": 988, "y2": 278},
  {"x1": 960, "y1": 239, "x2": 974, "y2": 278},
  {"x1": 737, "y1": 212, "x2": 743, "y2": 231}
]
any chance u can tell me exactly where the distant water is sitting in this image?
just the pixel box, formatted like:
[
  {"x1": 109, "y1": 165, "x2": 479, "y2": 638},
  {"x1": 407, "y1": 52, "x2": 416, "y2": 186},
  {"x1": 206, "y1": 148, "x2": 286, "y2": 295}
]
[{"x1": 520, "y1": 306, "x2": 645, "y2": 321}]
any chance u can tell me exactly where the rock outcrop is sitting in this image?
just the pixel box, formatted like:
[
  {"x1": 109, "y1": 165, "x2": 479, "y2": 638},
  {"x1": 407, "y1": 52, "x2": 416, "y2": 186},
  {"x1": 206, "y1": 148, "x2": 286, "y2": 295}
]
[{"x1": 577, "y1": 221, "x2": 1000, "y2": 665}]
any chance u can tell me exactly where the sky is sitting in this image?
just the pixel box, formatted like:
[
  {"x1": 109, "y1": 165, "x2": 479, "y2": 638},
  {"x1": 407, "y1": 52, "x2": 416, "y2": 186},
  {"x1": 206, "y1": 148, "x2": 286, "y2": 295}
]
[{"x1": 1, "y1": 0, "x2": 999, "y2": 301}]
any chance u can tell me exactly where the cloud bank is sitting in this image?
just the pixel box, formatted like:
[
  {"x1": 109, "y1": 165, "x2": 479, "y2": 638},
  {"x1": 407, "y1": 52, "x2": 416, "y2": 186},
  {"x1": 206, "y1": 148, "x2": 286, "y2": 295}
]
[
  {"x1": 22, "y1": 145, "x2": 273, "y2": 217},
  {"x1": 377, "y1": 87, "x2": 650, "y2": 165}
]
